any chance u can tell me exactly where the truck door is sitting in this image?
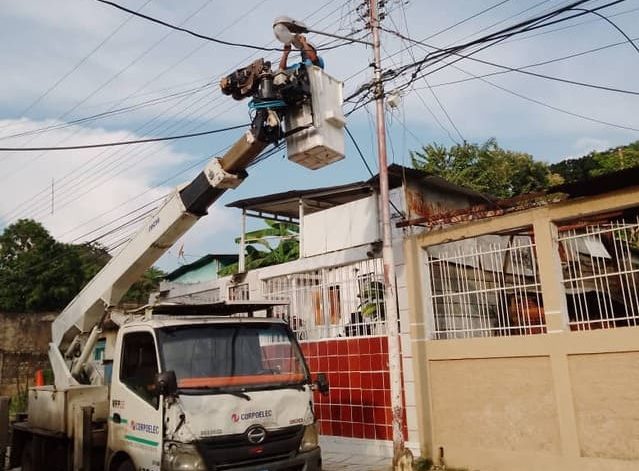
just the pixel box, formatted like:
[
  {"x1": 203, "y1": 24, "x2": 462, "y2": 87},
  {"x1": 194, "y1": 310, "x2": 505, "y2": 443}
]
[{"x1": 109, "y1": 331, "x2": 163, "y2": 470}]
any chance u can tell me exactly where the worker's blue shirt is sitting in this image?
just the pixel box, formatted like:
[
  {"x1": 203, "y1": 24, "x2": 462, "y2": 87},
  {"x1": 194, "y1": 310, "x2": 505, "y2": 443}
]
[{"x1": 287, "y1": 56, "x2": 325, "y2": 71}]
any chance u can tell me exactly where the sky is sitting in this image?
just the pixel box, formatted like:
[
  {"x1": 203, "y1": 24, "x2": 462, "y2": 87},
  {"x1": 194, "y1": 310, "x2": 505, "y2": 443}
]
[{"x1": 1, "y1": 0, "x2": 638, "y2": 272}]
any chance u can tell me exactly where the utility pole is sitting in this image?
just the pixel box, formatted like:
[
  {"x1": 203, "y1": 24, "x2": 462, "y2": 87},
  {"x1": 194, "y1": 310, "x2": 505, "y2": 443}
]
[{"x1": 368, "y1": 0, "x2": 409, "y2": 466}]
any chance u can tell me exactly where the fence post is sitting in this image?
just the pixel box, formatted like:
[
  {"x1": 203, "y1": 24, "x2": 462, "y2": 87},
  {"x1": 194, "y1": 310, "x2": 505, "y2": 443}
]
[
  {"x1": 533, "y1": 212, "x2": 569, "y2": 332},
  {"x1": 0, "y1": 396, "x2": 9, "y2": 470}
]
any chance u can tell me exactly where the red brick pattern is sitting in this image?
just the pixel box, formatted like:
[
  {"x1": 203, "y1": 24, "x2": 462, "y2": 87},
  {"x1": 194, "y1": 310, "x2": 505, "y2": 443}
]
[{"x1": 300, "y1": 336, "x2": 405, "y2": 441}]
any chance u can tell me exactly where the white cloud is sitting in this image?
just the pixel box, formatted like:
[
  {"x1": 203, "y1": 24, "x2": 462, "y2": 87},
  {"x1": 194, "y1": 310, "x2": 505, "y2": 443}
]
[
  {"x1": 568, "y1": 137, "x2": 612, "y2": 159},
  {"x1": 0, "y1": 118, "x2": 238, "y2": 255}
]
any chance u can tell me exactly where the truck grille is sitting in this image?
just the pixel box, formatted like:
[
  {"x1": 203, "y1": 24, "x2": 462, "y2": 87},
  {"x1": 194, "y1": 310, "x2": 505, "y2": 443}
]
[{"x1": 195, "y1": 425, "x2": 303, "y2": 469}]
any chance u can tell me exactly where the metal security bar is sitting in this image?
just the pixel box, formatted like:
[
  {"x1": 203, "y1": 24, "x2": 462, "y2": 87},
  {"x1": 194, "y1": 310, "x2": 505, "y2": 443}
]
[
  {"x1": 425, "y1": 233, "x2": 545, "y2": 339},
  {"x1": 262, "y1": 259, "x2": 387, "y2": 339},
  {"x1": 559, "y1": 216, "x2": 639, "y2": 330}
]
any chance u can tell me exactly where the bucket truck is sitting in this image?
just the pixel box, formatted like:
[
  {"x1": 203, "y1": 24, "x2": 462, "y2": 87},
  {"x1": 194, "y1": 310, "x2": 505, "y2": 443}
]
[{"x1": 9, "y1": 59, "x2": 344, "y2": 471}]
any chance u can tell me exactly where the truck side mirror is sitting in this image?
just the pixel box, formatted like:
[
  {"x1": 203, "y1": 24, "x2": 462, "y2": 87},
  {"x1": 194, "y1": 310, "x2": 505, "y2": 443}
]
[
  {"x1": 314, "y1": 373, "x2": 329, "y2": 396},
  {"x1": 154, "y1": 371, "x2": 178, "y2": 396}
]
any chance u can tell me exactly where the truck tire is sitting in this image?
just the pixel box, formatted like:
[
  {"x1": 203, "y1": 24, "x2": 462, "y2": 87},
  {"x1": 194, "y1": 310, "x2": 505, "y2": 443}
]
[
  {"x1": 21, "y1": 440, "x2": 34, "y2": 471},
  {"x1": 117, "y1": 459, "x2": 135, "y2": 471}
]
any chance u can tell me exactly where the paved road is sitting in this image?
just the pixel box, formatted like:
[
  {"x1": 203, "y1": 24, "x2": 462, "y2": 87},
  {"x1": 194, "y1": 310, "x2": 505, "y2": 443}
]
[{"x1": 322, "y1": 450, "x2": 392, "y2": 471}]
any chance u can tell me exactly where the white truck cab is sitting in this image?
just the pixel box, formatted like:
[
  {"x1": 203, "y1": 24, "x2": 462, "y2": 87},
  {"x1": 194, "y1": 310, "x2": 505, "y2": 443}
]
[{"x1": 105, "y1": 307, "x2": 324, "y2": 471}]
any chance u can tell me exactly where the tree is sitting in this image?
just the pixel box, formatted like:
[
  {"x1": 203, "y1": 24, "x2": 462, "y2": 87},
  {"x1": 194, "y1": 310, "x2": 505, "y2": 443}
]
[
  {"x1": 0, "y1": 219, "x2": 84, "y2": 312},
  {"x1": 411, "y1": 138, "x2": 557, "y2": 198},
  {"x1": 121, "y1": 266, "x2": 166, "y2": 305},
  {"x1": 0, "y1": 219, "x2": 166, "y2": 311},
  {"x1": 550, "y1": 141, "x2": 639, "y2": 184},
  {"x1": 218, "y1": 220, "x2": 299, "y2": 276}
]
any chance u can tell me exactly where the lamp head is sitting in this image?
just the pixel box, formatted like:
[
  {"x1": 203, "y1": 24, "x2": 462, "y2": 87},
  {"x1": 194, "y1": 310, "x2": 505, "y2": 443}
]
[{"x1": 273, "y1": 16, "x2": 308, "y2": 44}]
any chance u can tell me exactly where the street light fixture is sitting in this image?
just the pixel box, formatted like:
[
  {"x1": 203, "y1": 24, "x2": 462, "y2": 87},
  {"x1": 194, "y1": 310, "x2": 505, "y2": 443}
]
[{"x1": 272, "y1": 16, "x2": 373, "y2": 46}]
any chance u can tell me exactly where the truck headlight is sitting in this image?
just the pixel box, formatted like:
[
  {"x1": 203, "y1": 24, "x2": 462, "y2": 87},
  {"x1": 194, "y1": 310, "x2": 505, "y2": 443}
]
[
  {"x1": 162, "y1": 442, "x2": 206, "y2": 471},
  {"x1": 299, "y1": 423, "x2": 319, "y2": 452}
]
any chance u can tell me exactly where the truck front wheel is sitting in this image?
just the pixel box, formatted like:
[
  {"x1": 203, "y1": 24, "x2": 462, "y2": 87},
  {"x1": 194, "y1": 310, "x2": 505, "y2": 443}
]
[
  {"x1": 20, "y1": 440, "x2": 34, "y2": 471},
  {"x1": 117, "y1": 459, "x2": 135, "y2": 471}
]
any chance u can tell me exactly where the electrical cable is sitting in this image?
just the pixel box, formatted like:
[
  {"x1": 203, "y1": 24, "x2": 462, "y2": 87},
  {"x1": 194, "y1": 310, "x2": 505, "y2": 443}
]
[
  {"x1": 390, "y1": 7, "x2": 466, "y2": 143},
  {"x1": 0, "y1": 0, "x2": 153, "y2": 133},
  {"x1": 412, "y1": 53, "x2": 639, "y2": 133},
  {"x1": 387, "y1": 0, "x2": 605, "y2": 83},
  {"x1": 568, "y1": 6, "x2": 639, "y2": 55},
  {"x1": 345, "y1": 126, "x2": 374, "y2": 177},
  {"x1": 343, "y1": 0, "x2": 603, "y2": 106},
  {"x1": 2, "y1": 0, "x2": 350, "y2": 223},
  {"x1": 415, "y1": 35, "x2": 639, "y2": 90},
  {"x1": 422, "y1": 0, "x2": 514, "y2": 42},
  {"x1": 0, "y1": 82, "x2": 215, "y2": 142},
  {"x1": 383, "y1": 27, "x2": 639, "y2": 97},
  {"x1": 94, "y1": 0, "x2": 283, "y2": 51},
  {"x1": 94, "y1": 0, "x2": 357, "y2": 52},
  {"x1": 0, "y1": 124, "x2": 248, "y2": 152},
  {"x1": 345, "y1": 125, "x2": 404, "y2": 218}
]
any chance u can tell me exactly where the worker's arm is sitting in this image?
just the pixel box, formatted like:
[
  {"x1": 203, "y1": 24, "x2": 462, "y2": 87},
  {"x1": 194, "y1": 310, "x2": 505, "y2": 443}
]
[
  {"x1": 298, "y1": 35, "x2": 319, "y2": 65},
  {"x1": 279, "y1": 43, "x2": 291, "y2": 70}
]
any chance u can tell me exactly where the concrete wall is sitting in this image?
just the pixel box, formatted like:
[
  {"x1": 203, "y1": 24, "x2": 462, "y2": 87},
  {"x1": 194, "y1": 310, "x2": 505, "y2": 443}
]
[
  {"x1": 417, "y1": 330, "x2": 639, "y2": 471},
  {"x1": 404, "y1": 185, "x2": 639, "y2": 470},
  {"x1": 0, "y1": 312, "x2": 55, "y2": 397}
]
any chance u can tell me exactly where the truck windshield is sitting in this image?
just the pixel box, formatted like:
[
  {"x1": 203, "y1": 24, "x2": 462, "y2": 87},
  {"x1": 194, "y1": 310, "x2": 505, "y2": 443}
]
[{"x1": 157, "y1": 323, "x2": 309, "y2": 392}]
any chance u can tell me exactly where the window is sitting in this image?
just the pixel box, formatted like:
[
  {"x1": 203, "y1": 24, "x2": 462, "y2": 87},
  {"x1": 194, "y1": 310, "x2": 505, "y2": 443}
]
[
  {"x1": 158, "y1": 324, "x2": 308, "y2": 392},
  {"x1": 120, "y1": 332, "x2": 159, "y2": 408}
]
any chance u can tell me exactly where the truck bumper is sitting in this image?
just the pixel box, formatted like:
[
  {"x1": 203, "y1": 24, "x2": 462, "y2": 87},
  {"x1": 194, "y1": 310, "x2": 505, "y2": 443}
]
[{"x1": 231, "y1": 447, "x2": 321, "y2": 470}]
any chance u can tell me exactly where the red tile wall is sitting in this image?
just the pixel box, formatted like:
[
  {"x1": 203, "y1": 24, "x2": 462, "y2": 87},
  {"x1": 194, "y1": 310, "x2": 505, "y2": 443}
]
[{"x1": 300, "y1": 336, "x2": 407, "y2": 441}]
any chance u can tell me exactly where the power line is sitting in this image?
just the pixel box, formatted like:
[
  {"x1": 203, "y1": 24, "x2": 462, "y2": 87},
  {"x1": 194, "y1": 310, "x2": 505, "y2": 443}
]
[
  {"x1": 383, "y1": 27, "x2": 639, "y2": 97},
  {"x1": 0, "y1": 0, "x2": 153, "y2": 132},
  {"x1": 346, "y1": 0, "x2": 603, "y2": 106},
  {"x1": 94, "y1": 0, "x2": 283, "y2": 51},
  {"x1": 416, "y1": 35, "x2": 639, "y2": 90},
  {"x1": 413, "y1": 53, "x2": 639, "y2": 133},
  {"x1": 389, "y1": 0, "x2": 605, "y2": 82},
  {"x1": 94, "y1": 0, "x2": 356, "y2": 52},
  {"x1": 569, "y1": 6, "x2": 639, "y2": 56},
  {"x1": 390, "y1": 7, "x2": 466, "y2": 143},
  {"x1": 345, "y1": 126, "x2": 374, "y2": 177},
  {"x1": 3, "y1": 0, "x2": 350, "y2": 224},
  {"x1": 0, "y1": 82, "x2": 214, "y2": 142},
  {"x1": 422, "y1": 0, "x2": 514, "y2": 42},
  {"x1": 0, "y1": 124, "x2": 248, "y2": 152}
]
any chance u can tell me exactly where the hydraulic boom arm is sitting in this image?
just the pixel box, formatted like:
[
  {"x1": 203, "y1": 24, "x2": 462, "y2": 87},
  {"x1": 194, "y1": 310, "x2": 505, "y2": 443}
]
[{"x1": 48, "y1": 59, "x2": 345, "y2": 389}]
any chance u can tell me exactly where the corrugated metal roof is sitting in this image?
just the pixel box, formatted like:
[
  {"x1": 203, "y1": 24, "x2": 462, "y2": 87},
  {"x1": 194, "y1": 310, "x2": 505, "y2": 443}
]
[
  {"x1": 549, "y1": 166, "x2": 639, "y2": 197},
  {"x1": 225, "y1": 164, "x2": 489, "y2": 219}
]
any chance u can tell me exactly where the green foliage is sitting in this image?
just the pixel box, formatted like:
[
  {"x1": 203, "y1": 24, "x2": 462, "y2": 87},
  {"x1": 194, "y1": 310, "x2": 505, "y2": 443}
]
[
  {"x1": 0, "y1": 219, "x2": 84, "y2": 311},
  {"x1": 9, "y1": 390, "x2": 28, "y2": 415},
  {"x1": 411, "y1": 138, "x2": 555, "y2": 198},
  {"x1": 0, "y1": 219, "x2": 165, "y2": 311},
  {"x1": 358, "y1": 280, "x2": 385, "y2": 319},
  {"x1": 550, "y1": 141, "x2": 639, "y2": 184},
  {"x1": 121, "y1": 266, "x2": 166, "y2": 305},
  {"x1": 218, "y1": 220, "x2": 299, "y2": 276}
]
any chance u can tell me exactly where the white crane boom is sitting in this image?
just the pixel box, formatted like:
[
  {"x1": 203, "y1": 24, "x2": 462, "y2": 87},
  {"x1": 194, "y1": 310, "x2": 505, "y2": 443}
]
[{"x1": 48, "y1": 62, "x2": 345, "y2": 389}]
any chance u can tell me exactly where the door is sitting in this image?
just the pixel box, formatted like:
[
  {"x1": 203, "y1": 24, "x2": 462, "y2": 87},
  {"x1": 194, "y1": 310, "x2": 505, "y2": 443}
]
[{"x1": 109, "y1": 330, "x2": 163, "y2": 471}]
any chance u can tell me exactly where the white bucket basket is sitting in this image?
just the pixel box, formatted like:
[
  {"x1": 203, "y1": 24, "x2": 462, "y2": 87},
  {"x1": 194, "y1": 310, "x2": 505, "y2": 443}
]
[{"x1": 284, "y1": 66, "x2": 345, "y2": 170}]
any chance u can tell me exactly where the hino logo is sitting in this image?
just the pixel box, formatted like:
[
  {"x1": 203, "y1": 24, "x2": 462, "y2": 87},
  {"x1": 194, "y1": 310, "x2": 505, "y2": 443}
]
[{"x1": 246, "y1": 425, "x2": 267, "y2": 445}]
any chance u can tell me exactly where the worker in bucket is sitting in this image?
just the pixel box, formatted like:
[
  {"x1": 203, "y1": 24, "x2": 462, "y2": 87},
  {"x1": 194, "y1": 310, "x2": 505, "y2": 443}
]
[{"x1": 279, "y1": 34, "x2": 325, "y2": 71}]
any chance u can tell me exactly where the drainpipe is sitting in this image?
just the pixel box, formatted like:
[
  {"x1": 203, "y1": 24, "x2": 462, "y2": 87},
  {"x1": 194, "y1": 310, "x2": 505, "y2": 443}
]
[
  {"x1": 239, "y1": 208, "x2": 246, "y2": 272},
  {"x1": 299, "y1": 198, "x2": 305, "y2": 259}
]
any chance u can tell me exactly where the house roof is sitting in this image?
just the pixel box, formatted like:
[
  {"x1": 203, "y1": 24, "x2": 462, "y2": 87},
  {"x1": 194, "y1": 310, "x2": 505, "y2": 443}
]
[
  {"x1": 165, "y1": 253, "x2": 238, "y2": 281},
  {"x1": 226, "y1": 164, "x2": 489, "y2": 220},
  {"x1": 548, "y1": 165, "x2": 639, "y2": 198}
]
